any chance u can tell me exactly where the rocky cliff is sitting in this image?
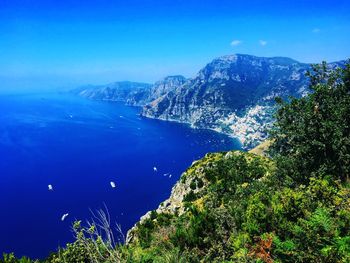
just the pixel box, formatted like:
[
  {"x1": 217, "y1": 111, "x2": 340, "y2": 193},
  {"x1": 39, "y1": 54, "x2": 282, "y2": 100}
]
[
  {"x1": 141, "y1": 54, "x2": 313, "y2": 148},
  {"x1": 125, "y1": 148, "x2": 274, "y2": 245}
]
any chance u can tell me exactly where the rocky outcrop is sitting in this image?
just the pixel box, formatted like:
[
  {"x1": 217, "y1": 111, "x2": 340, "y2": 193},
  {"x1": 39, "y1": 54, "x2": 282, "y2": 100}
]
[
  {"x1": 125, "y1": 149, "x2": 272, "y2": 245},
  {"x1": 125, "y1": 152, "x2": 215, "y2": 244}
]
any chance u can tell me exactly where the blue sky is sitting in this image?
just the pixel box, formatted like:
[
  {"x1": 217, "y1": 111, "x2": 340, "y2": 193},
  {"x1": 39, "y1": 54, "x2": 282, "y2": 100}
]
[{"x1": 1, "y1": 0, "x2": 349, "y2": 91}]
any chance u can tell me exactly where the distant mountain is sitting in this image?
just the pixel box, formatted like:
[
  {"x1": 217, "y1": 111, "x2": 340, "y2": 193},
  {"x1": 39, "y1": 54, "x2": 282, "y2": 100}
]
[
  {"x1": 141, "y1": 54, "x2": 345, "y2": 148},
  {"x1": 74, "y1": 54, "x2": 346, "y2": 149},
  {"x1": 72, "y1": 81, "x2": 153, "y2": 106},
  {"x1": 74, "y1": 76, "x2": 187, "y2": 107}
]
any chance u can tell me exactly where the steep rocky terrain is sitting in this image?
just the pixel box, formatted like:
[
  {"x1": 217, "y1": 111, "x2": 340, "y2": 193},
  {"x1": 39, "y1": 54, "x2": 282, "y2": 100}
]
[
  {"x1": 141, "y1": 54, "x2": 313, "y2": 148},
  {"x1": 126, "y1": 140, "x2": 272, "y2": 245},
  {"x1": 147, "y1": 75, "x2": 187, "y2": 102},
  {"x1": 125, "y1": 149, "x2": 271, "y2": 245}
]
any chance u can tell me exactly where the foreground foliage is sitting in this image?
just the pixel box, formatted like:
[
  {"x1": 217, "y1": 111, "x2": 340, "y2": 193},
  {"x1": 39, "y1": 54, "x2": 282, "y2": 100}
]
[
  {"x1": 270, "y1": 62, "x2": 350, "y2": 185},
  {"x1": 1, "y1": 62, "x2": 349, "y2": 262}
]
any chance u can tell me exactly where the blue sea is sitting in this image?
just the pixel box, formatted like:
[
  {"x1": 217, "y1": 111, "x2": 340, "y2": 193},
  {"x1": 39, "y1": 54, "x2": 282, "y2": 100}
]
[{"x1": 0, "y1": 93, "x2": 241, "y2": 258}]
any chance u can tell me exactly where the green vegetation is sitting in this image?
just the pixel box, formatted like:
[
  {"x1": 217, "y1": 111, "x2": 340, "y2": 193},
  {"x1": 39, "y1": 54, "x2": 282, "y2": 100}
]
[
  {"x1": 270, "y1": 62, "x2": 350, "y2": 185},
  {"x1": 2, "y1": 62, "x2": 349, "y2": 262}
]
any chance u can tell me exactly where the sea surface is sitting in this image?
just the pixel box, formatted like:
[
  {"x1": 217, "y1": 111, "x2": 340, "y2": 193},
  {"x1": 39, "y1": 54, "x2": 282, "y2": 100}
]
[{"x1": 0, "y1": 93, "x2": 241, "y2": 258}]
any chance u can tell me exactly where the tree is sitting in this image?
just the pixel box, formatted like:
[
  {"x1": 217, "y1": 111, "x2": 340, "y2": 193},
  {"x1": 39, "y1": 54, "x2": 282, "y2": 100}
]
[{"x1": 270, "y1": 61, "x2": 350, "y2": 184}]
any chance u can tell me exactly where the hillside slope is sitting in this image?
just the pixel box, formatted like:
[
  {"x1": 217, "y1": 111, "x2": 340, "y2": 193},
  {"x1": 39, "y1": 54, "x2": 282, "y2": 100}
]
[{"x1": 124, "y1": 148, "x2": 350, "y2": 262}]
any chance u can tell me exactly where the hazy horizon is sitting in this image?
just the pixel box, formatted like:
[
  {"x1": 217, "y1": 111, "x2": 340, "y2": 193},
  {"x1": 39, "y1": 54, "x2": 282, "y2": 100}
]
[{"x1": 1, "y1": 0, "x2": 350, "y2": 92}]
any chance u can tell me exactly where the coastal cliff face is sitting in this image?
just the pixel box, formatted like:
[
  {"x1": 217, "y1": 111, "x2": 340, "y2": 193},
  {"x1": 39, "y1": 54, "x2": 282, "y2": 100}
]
[
  {"x1": 125, "y1": 150, "x2": 247, "y2": 244},
  {"x1": 125, "y1": 144, "x2": 272, "y2": 245},
  {"x1": 141, "y1": 54, "x2": 312, "y2": 148}
]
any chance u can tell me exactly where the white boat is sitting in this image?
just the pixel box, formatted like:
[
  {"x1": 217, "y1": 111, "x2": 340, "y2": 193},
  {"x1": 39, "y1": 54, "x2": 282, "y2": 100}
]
[{"x1": 61, "y1": 213, "x2": 69, "y2": 221}]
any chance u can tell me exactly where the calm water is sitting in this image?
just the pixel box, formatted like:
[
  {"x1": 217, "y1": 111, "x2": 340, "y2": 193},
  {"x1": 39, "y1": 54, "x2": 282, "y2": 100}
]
[{"x1": 0, "y1": 93, "x2": 241, "y2": 258}]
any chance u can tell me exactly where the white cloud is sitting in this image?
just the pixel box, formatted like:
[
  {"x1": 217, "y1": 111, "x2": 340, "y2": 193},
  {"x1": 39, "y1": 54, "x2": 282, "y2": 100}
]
[
  {"x1": 312, "y1": 28, "x2": 321, "y2": 33},
  {"x1": 259, "y1": 40, "x2": 267, "y2": 46},
  {"x1": 230, "y1": 40, "x2": 242, "y2": 46}
]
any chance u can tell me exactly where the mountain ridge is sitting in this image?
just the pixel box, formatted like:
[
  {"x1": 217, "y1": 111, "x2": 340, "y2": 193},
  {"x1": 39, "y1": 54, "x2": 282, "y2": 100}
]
[
  {"x1": 141, "y1": 54, "x2": 313, "y2": 148},
  {"x1": 74, "y1": 54, "x2": 346, "y2": 149}
]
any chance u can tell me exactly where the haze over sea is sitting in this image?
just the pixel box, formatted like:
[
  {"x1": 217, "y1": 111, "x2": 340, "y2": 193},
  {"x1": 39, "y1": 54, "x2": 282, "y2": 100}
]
[{"x1": 0, "y1": 92, "x2": 240, "y2": 258}]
